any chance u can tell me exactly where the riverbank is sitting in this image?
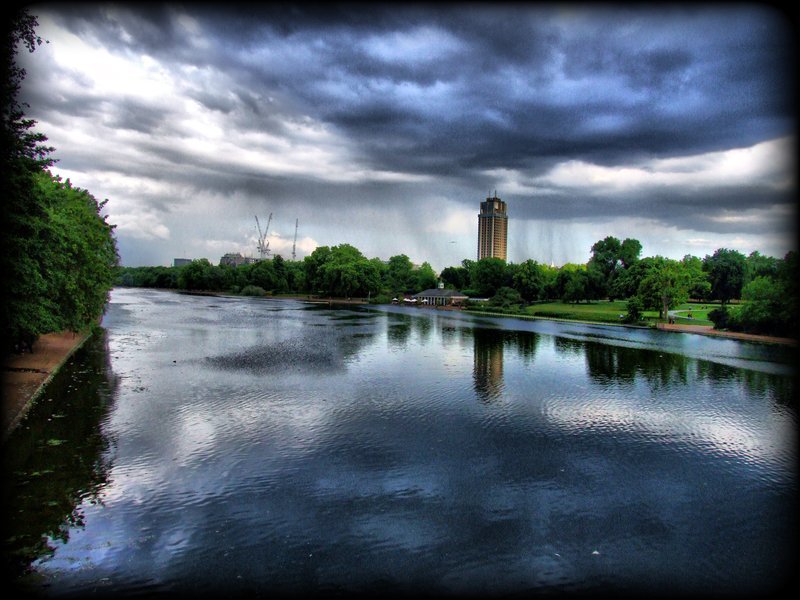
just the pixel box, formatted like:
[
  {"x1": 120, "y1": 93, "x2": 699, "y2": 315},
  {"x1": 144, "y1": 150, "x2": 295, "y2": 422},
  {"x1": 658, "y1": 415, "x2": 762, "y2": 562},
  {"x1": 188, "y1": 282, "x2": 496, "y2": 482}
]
[
  {"x1": 656, "y1": 322, "x2": 797, "y2": 346},
  {"x1": 2, "y1": 329, "x2": 93, "y2": 439},
  {"x1": 459, "y1": 307, "x2": 797, "y2": 347}
]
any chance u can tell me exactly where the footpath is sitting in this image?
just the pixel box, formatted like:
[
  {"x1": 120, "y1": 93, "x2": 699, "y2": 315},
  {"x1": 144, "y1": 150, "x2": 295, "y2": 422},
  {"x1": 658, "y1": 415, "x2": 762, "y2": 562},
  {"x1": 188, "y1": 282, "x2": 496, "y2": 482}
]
[{"x1": 2, "y1": 330, "x2": 92, "y2": 439}]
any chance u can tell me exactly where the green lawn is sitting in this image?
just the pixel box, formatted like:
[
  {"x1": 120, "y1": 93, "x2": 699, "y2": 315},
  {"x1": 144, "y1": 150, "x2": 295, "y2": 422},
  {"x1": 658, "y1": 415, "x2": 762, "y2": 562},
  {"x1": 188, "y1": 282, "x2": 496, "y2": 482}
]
[
  {"x1": 518, "y1": 299, "x2": 719, "y2": 326},
  {"x1": 523, "y1": 300, "x2": 632, "y2": 324}
]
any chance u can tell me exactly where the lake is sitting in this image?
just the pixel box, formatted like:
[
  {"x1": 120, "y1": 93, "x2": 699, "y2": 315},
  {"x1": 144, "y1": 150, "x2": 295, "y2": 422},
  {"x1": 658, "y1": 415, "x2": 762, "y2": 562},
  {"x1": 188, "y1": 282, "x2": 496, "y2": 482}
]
[{"x1": 4, "y1": 287, "x2": 796, "y2": 596}]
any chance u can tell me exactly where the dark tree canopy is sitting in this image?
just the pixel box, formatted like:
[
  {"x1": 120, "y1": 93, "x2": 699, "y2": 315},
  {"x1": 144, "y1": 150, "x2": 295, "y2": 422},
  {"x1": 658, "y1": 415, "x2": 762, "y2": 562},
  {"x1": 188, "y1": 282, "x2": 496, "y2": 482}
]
[
  {"x1": 703, "y1": 248, "x2": 747, "y2": 306},
  {"x1": 3, "y1": 11, "x2": 118, "y2": 350}
]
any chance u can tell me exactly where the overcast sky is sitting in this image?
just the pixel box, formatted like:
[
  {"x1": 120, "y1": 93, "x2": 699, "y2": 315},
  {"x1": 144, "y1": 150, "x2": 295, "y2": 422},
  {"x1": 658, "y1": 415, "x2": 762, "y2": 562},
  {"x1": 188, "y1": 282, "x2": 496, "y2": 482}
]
[{"x1": 17, "y1": 2, "x2": 797, "y2": 270}]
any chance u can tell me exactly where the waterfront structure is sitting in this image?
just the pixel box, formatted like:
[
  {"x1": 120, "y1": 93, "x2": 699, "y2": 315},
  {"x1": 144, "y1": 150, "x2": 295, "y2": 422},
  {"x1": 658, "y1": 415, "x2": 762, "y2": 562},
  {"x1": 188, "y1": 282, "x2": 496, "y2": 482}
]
[
  {"x1": 477, "y1": 193, "x2": 508, "y2": 261},
  {"x1": 413, "y1": 284, "x2": 469, "y2": 307}
]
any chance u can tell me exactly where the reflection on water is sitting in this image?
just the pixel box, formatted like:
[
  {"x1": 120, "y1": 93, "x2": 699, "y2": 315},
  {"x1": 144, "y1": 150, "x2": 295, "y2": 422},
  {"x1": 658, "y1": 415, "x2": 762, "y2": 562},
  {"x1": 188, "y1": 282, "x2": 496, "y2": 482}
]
[
  {"x1": 2, "y1": 331, "x2": 119, "y2": 578},
  {"x1": 473, "y1": 328, "x2": 506, "y2": 402},
  {"x1": 4, "y1": 290, "x2": 796, "y2": 597}
]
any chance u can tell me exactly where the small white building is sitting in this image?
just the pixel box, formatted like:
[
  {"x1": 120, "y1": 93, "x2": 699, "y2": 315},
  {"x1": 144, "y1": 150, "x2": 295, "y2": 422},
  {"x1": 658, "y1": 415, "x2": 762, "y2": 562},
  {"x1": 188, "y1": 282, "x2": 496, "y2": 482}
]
[{"x1": 412, "y1": 285, "x2": 468, "y2": 307}]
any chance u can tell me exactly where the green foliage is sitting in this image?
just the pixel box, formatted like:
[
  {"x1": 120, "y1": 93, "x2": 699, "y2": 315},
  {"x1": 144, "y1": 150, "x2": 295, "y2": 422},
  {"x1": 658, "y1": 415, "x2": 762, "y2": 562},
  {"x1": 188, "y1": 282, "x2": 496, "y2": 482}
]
[
  {"x1": 619, "y1": 238, "x2": 643, "y2": 269},
  {"x1": 386, "y1": 254, "x2": 415, "y2": 291},
  {"x1": 560, "y1": 269, "x2": 585, "y2": 304},
  {"x1": 624, "y1": 296, "x2": 644, "y2": 323},
  {"x1": 681, "y1": 254, "x2": 711, "y2": 300},
  {"x1": 708, "y1": 306, "x2": 732, "y2": 330},
  {"x1": 744, "y1": 250, "x2": 779, "y2": 286},
  {"x1": 589, "y1": 236, "x2": 622, "y2": 281},
  {"x1": 414, "y1": 261, "x2": 438, "y2": 291},
  {"x1": 491, "y1": 286, "x2": 523, "y2": 308},
  {"x1": 440, "y1": 265, "x2": 470, "y2": 290},
  {"x1": 714, "y1": 267, "x2": 798, "y2": 337},
  {"x1": 369, "y1": 293, "x2": 393, "y2": 305},
  {"x1": 5, "y1": 171, "x2": 119, "y2": 347},
  {"x1": 588, "y1": 236, "x2": 642, "y2": 300},
  {"x1": 554, "y1": 264, "x2": 603, "y2": 304},
  {"x1": 307, "y1": 244, "x2": 381, "y2": 298},
  {"x1": 178, "y1": 259, "x2": 214, "y2": 290},
  {"x1": 512, "y1": 259, "x2": 546, "y2": 302},
  {"x1": 116, "y1": 265, "x2": 182, "y2": 288},
  {"x1": 703, "y1": 248, "x2": 746, "y2": 305},
  {"x1": 636, "y1": 256, "x2": 690, "y2": 319},
  {"x1": 240, "y1": 285, "x2": 266, "y2": 297},
  {"x1": 303, "y1": 246, "x2": 332, "y2": 293},
  {"x1": 472, "y1": 257, "x2": 507, "y2": 297}
]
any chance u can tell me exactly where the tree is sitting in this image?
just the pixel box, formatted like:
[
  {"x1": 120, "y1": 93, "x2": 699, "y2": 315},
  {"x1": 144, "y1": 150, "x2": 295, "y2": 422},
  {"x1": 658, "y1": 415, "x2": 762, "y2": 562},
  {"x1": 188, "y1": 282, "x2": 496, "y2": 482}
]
[
  {"x1": 735, "y1": 276, "x2": 783, "y2": 335},
  {"x1": 317, "y1": 244, "x2": 380, "y2": 298},
  {"x1": 588, "y1": 236, "x2": 642, "y2": 300},
  {"x1": 584, "y1": 264, "x2": 606, "y2": 302},
  {"x1": 561, "y1": 269, "x2": 586, "y2": 304},
  {"x1": 440, "y1": 265, "x2": 470, "y2": 290},
  {"x1": 472, "y1": 257, "x2": 507, "y2": 297},
  {"x1": 414, "y1": 262, "x2": 438, "y2": 292},
  {"x1": 744, "y1": 250, "x2": 779, "y2": 286},
  {"x1": 619, "y1": 238, "x2": 642, "y2": 269},
  {"x1": 284, "y1": 259, "x2": 306, "y2": 292},
  {"x1": 3, "y1": 10, "x2": 57, "y2": 349},
  {"x1": 625, "y1": 296, "x2": 644, "y2": 324},
  {"x1": 491, "y1": 286, "x2": 523, "y2": 308},
  {"x1": 178, "y1": 259, "x2": 214, "y2": 290},
  {"x1": 271, "y1": 255, "x2": 289, "y2": 292},
  {"x1": 303, "y1": 246, "x2": 331, "y2": 293},
  {"x1": 512, "y1": 259, "x2": 545, "y2": 302},
  {"x1": 703, "y1": 248, "x2": 746, "y2": 306},
  {"x1": 589, "y1": 236, "x2": 622, "y2": 280},
  {"x1": 539, "y1": 263, "x2": 560, "y2": 300},
  {"x1": 681, "y1": 254, "x2": 711, "y2": 301},
  {"x1": 636, "y1": 256, "x2": 690, "y2": 319},
  {"x1": 386, "y1": 254, "x2": 414, "y2": 291},
  {"x1": 6, "y1": 171, "x2": 119, "y2": 346}
]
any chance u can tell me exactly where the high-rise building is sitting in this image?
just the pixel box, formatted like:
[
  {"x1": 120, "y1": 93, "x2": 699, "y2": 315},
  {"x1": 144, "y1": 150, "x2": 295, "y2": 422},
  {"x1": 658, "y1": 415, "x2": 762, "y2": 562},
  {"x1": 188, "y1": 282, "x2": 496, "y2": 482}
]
[{"x1": 477, "y1": 193, "x2": 508, "y2": 261}]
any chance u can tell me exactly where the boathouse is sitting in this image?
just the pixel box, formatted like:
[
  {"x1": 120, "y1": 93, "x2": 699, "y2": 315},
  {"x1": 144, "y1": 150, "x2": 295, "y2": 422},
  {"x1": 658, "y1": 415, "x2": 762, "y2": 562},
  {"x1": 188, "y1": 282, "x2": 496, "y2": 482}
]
[{"x1": 412, "y1": 286, "x2": 468, "y2": 307}]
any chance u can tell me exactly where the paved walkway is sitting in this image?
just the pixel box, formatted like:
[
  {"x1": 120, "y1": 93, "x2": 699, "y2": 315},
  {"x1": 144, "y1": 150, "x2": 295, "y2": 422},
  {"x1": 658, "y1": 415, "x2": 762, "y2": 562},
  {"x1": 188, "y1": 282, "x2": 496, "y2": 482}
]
[{"x1": 2, "y1": 330, "x2": 92, "y2": 438}]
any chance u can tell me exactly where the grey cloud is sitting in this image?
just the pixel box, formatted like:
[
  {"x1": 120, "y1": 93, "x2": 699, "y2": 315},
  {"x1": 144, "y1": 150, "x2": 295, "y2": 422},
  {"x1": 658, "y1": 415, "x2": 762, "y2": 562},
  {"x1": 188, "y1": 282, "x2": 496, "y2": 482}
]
[
  {"x1": 21, "y1": 3, "x2": 797, "y2": 267},
  {"x1": 104, "y1": 97, "x2": 170, "y2": 133}
]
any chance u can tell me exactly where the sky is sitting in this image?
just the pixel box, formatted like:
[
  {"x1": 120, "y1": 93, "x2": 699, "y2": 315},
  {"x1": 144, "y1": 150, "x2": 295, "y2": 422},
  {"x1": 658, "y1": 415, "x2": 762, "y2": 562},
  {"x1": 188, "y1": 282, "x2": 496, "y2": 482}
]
[{"x1": 16, "y1": 2, "x2": 797, "y2": 270}]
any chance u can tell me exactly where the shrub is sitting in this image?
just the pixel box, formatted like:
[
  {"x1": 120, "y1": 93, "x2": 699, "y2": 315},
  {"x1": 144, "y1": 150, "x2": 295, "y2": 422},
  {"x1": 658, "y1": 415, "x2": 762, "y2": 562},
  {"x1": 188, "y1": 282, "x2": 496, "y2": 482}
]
[
  {"x1": 708, "y1": 306, "x2": 732, "y2": 330},
  {"x1": 241, "y1": 285, "x2": 266, "y2": 297},
  {"x1": 624, "y1": 296, "x2": 644, "y2": 323}
]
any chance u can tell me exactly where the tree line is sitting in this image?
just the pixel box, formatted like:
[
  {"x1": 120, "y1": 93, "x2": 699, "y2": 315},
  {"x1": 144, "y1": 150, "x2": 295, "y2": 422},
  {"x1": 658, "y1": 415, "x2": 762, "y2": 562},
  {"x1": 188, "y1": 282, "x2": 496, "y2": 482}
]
[
  {"x1": 117, "y1": 234, "x2": 798, "y2": 338},
  {"x1": 117, "y1": 245, "x2": 439, "y2": 303},
  {"x1": 2, "y1": 11, "x2": 119, "y2": 352}
]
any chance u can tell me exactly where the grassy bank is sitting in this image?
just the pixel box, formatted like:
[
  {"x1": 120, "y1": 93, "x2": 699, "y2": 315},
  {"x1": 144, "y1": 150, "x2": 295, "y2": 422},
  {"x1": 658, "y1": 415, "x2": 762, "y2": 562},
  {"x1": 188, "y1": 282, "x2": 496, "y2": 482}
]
[{"x1": 468, "y1": 299, "x2": 719, "y2": 327}]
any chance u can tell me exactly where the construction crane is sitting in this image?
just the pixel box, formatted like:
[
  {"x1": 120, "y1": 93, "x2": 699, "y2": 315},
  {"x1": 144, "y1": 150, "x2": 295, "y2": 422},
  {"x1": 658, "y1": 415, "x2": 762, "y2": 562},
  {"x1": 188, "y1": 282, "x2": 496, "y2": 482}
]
[
  {"x1": 291, "y1": 219, "x2": 299, "y2": 261},
  {"x1": 255, "y1": 213, "x2": 272, "y2": 259}
]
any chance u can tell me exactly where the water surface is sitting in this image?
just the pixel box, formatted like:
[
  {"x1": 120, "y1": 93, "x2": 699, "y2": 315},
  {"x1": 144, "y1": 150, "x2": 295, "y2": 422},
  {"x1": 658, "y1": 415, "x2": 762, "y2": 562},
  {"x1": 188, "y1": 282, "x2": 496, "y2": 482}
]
[{"x1": 5, "y1": 288, "x2": 796, "y2": 596}]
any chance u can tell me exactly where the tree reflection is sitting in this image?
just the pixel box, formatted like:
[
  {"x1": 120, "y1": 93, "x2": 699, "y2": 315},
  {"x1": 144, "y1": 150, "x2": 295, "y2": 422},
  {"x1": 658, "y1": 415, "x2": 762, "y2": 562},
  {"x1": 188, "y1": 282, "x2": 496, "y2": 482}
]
[
  {"x1": 387, "y1": 314, "x2": 412, "y2": 349},
  {"x1": 582, "y1": 341, "x2": 690, "y2": 388},
  {"x1": 695, "y1": 361, "x2": 796, "y2": 405},
  {"x1": 2, "y1": 330, "x2": 119, "y2": 580}
]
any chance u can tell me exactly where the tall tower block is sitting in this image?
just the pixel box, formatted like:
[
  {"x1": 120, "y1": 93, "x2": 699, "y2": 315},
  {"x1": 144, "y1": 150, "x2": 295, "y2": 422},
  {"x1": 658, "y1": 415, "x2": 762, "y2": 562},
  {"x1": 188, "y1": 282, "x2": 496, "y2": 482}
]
[{"x1": 477, "y1": 193, "x2": 508, "y2": 261}]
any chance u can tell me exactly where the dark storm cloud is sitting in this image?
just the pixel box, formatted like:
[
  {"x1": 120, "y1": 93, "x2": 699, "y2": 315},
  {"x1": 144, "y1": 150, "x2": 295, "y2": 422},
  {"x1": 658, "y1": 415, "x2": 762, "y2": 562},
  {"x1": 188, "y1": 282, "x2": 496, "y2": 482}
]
[
  {"x1": 514, "y1": 185, "x2": 793, "y2": 236},
  {"x1": 19, "y1": 3, "x2": 796, "y2": 266},
  {"x1": 41, "y1": 3, "x2": 793, "y2": 175}
]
